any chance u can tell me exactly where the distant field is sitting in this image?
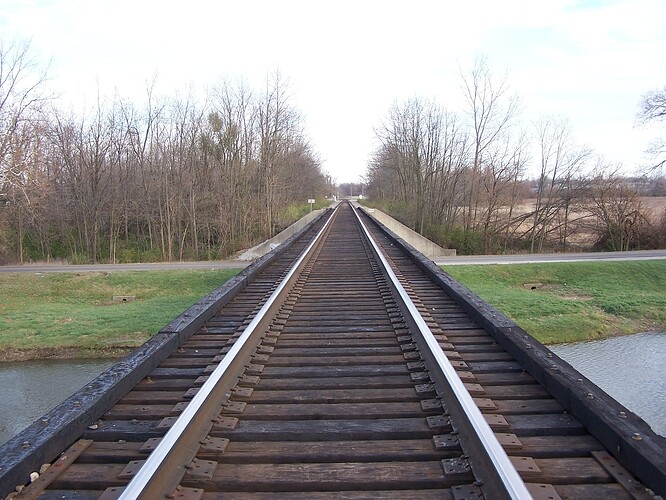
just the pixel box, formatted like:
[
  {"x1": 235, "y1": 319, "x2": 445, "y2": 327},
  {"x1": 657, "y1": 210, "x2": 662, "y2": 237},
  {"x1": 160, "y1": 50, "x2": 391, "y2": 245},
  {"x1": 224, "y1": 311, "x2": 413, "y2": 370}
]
[
  {"x1": 511, "y1": 197, "x2": 666, "y2": 247},
  {"x1": 0, "y1": 269, "x2": 241, "y2": 360},
  {"x1": 515, "y1": 196, "x2": 666, "y2": 220},
  {"x1": 640, "y1": 196, "x2": 666, "y2": 214},
  {"x1": 446, "y1": 260, "x2": 666, "y2": 344}
]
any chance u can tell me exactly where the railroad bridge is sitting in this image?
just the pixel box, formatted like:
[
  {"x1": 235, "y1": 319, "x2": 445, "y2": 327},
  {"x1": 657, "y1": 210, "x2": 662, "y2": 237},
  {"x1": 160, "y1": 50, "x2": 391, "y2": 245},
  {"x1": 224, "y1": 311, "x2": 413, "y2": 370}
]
[{"x1": 1, "y1": 201, "x2": 665, "y2": 499}]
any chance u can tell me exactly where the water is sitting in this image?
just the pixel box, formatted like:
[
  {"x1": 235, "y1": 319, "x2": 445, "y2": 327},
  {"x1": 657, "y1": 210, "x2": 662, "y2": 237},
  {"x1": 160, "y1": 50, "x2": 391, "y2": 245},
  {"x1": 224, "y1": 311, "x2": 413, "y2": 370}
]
[
  {"x1": 0, "y1": 333, "x2": 664, "y2": 446},
  {"x1": 0, "y1": 358, "x2": 116, "y2": 446},
  {"x1": 551, "y1": 332, "x2": 666, "y2": 437}
]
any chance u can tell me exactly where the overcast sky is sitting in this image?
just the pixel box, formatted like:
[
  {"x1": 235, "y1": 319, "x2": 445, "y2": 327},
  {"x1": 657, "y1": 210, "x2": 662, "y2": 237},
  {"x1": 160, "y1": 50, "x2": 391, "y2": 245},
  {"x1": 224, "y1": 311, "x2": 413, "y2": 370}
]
[{"x1": 2, "y1": 0, "x2": 665, "y2": 182}]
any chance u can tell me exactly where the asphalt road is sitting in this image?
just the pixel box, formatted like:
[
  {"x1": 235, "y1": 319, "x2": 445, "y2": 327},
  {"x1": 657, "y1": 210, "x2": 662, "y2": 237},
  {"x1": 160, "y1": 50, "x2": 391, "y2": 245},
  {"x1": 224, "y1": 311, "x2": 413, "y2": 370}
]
[
  {"x1": 434, "y1": 249, "x2": 666, "y2": 266},
  {"x1": 1, "y1": 250, "x2": 665, "y2": 274},
  {"x1": 0, "y1": 260, "x2": 250, "y2": 274}
]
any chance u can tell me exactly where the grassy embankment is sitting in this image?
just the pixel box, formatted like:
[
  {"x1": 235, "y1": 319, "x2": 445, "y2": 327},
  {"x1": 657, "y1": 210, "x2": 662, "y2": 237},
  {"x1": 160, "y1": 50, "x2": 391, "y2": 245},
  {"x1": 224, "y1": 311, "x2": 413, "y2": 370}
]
[
  {"x1": 0, "y1": 269, "x2": 241, "y2": 360},
  {"x1": 0, "y1": 260, "x2": 663, "y2": 360},
  {"x1": 446, "y1": 260, "x2": 666, "y2": 344}
]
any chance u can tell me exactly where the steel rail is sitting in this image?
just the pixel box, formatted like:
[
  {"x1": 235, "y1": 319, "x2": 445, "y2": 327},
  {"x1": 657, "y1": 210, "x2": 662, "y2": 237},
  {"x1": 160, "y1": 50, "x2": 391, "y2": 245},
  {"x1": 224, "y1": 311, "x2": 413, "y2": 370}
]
[
  {"x1": 350, "y1": 203, "x2": 533, "y2": 500},
  {"x1": 118, "y1": 203, "x2": 341, "y2": 499}
]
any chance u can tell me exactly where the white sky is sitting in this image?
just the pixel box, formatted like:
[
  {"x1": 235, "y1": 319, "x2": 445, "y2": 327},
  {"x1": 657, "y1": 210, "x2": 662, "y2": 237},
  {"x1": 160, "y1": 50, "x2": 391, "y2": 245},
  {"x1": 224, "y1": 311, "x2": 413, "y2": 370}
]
[{"x1": 2, "y1": 0, "x2": 666, "y2": 182}]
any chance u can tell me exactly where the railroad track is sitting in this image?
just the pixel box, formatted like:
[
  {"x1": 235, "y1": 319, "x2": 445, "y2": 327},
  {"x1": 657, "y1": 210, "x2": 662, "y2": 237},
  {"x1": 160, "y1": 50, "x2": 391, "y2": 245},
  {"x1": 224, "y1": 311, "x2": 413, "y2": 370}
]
[{"x1": 1, "y1": 201, "x2": 665, "y2": 499}]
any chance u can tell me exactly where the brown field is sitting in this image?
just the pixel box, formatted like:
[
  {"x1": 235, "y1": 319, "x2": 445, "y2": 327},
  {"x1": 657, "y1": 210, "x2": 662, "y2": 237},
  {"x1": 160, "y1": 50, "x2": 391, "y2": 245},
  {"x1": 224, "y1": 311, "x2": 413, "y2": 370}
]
[
  {"x1": 516, "y1": 197, "x2": 666, "y2": 221},
  {"x1": 640, "y1": 196, "x2": 666, "y2": 217},
  {"x1": 508, "y1": 197, "x2": 665, "y2": 248}
]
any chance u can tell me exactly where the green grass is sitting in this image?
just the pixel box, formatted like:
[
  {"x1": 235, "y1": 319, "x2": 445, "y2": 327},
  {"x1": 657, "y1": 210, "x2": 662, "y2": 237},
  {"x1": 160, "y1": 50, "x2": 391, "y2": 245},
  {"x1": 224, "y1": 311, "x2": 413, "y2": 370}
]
[
  {"x1": 0, "y1": 269, "x2": 241, "y2": 354},
  {"x1": 445, "y1": 260, "x2": 666, "y2": 344},
  {"x1": 2, "y1": 260, "x2": 664, "y2": 357}
]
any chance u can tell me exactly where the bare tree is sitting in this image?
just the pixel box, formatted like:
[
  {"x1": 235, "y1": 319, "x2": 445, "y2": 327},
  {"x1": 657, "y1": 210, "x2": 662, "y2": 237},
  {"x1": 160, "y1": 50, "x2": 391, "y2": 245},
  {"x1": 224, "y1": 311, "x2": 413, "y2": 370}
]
[
  {"x1": 637, "y1": 86, "x2": 666, "y2": 172},
  {"x1": 373, "y1": 98, "x2": 441, "y2": 231},
  {"x1": 638, "y1": 86, "x2": 666, "y2": 124},
  {"x1": 0, "y1": 66, "x2": 330, "y2": 264},
  {"x1": 0, "y1": 40, "x2": 52, "y2": 192},
  {"x1": 206, "y1": 79, "x2": 257, "y2": 251},
  {"x1": 0, "y1": 40, "x2": 55, "y2": 263},
  {"x1": 257, "y1": 71, "x2": 299, "y2": 235},
  {"x1": 366, "y1": 67, "x2": 666, "y2": 255},
  {"x1": 585, "y1": 161, "x2": 650, "y2": 251},
  {"x1": 528, "y1": 117, "x2": 591, "y2": 252},
  {"x1": 460, "y1": 58, "x2": 520, "y2": 241},
  {"x1": 479, "y1": 129, "x2": 529, "y2": 253}
]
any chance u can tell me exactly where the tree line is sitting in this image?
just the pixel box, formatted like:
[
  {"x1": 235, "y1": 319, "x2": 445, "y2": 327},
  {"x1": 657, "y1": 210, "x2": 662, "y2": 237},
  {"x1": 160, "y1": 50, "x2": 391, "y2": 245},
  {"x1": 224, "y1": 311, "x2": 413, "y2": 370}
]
[
  {"x1": 3, "y1": 41, "x2": 665, "y2": 264},
  {"x1": 367, "y1": 59, "x2": 666, "y2": 254},
  {"x1": 0, "y1": 41, "x2": 331, "y2": 264}
]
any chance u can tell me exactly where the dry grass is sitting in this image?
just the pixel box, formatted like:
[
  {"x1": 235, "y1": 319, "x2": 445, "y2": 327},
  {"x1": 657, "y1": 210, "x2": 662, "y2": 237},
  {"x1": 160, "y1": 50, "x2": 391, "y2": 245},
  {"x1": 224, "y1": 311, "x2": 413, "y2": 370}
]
[{"x1": 507, "y1": 196, "x2": 666, "y2": 248}]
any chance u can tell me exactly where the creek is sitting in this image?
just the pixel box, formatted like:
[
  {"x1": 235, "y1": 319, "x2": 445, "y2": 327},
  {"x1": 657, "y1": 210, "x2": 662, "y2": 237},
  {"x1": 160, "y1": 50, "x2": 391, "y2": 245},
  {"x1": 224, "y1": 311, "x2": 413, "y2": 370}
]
[
  {"x1": 0, "y1": 332, "x2": 664, "y2": 446},
  {"x1": 0, "y1": 358, "x2": 116, "y2": 446},
  {"x1": 551, "y1": 331, "x2": 666, "y2": 437}
]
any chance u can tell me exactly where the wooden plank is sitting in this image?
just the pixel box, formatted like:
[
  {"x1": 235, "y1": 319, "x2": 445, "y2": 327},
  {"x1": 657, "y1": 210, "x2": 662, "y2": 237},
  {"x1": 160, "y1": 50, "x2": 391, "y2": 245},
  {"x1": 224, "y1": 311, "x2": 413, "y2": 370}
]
[
  {"x1": 466, "y1": 361, "x2": 524, "y2": 373},
  {"x1": 277, "y1": 332, "x2": 397, "y2": 341},
  {"x1": 247, "y1": 388, "x2": 421, "y2": 403},
  {"x1": 592, "y1": 451, "x2": 654, "y2": 499},
  {"x1": 293, "y1": 298, "x2": 385, "y2": 305},
  {"x1": 516, "y1": 435, "x2": 604, "y2": 458},
  {"x1": 211, "y1": 418, "x2": 439, "y2": 441},
  {"x1": 104, "y1": 404, "x2": 175, "y2": 420},
  {"x1": 474, "y1": 372, "x2": 536, "y2": 385},
  {"x1": 261, "y1": 365, "x2": 410, "y2": 377},
  {"x1": 284, "y1": 313, "x2": 389, "y2": 321},
  {"x1": 264, "y1": 355, "x2": 407, "y2": 366},
  {"x1": 49, "y1": 464, "x2": 126, "y2": 490},
  {"x1": 171, "y1": 348, "x2": 221, "y2": 357},
  {"x1": 135, "y1": 379, "x2": 198, "y2": 390},
  {"x1": 119, "y1": 391, "x2": 185, "y2": 405},
  {"x1": 530, "y1": 457, "x2": 613, "y2": 484},
  {"x1": 236, "y1": 402, "x2": 429, "y2": 419},
  {"x1": 269, "y1": 347, "x2": 403, "y2": 356},
  {"x1": 505, "y1": 414, "x2": 585, "y2": 436},
  {"x1": 159, "y1": 358, "x2": 215, "y2": 368},
  {"x1": 275, "y1": 338, "x2": 397, "y2": 347},
  {"x1": 283, "y1": 319, "x2": 393, "y2": 327},
  {"x1": 150, "y1": 368, "x2": 205, "y2": 378},
  {"x1": 182, "y1": 461, "x2": 452, "y2": 491},
  {"x1": 83, "y1": 420, "x2": 164, "y2": 441},
  {"x1": 552, "y1": 483, "x2": 634, "y2": 499},
  {"x1": 15, "y1": 439, "x2": 93, "y2": 499},
  {"x1": 254, "y1": 375, "x2": 415, "y2": 390},
  {"x1": 33, "y1": 490, "x2": 103, "y2": 499},
  {"x1": 481, "y1": 385, "x2": 552, "y2": 399},
  {"x1": 459, "y1": 352, "x2": 514, "y2": 362},
  {"x1": 437, "y1": 328, "x2": 490, "y2": 336},
  {"x1": 214, "y1": 439, "x2": 456, "y2": 463},
  {"x1": 491, "y1": 399, "x2": 563, "y2": 415},
  {"x1": 80, "y1": 441, "x2": 144, "y2": 462},
  {"x1": 78, "y1": 438, "x2": 460, "y2": 465},
  {"x1": 281, "y1": 326, "x2": 398, "y2": 334},
  {"x1": 454, "y1": 344, "x2": 504, "y2": 353},
  {"x1": 199, "y1": 490, "x2": 455, "y2": 499}
]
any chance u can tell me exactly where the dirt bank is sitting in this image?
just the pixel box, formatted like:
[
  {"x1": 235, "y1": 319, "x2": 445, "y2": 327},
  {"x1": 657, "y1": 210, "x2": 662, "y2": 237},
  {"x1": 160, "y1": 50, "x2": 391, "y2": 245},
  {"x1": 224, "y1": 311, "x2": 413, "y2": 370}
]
[{"x1": 0, "y1": 347, "x2": 132, "y2": 362}]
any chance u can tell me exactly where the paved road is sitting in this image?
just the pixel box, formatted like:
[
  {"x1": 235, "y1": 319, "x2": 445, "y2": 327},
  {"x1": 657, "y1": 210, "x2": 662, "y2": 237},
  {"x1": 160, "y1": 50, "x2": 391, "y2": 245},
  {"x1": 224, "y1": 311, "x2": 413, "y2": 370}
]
[
  {"x1": 434, "y1": 249, "x2": 666, "y2": 266},
  {"x1": 1, "y1": 250, "x2": 664, "y2": 274},
  {"x1": 0, "y1": 260, "x2": 250, "y2": 274}
]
